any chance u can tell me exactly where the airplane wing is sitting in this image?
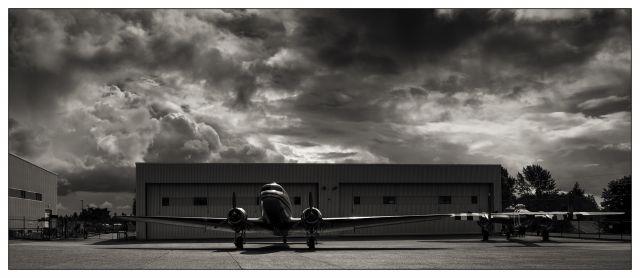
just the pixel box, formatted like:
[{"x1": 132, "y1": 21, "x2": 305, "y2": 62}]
[
  {"x1": 451, "y1": 211, "x2": 625, "y2": 224},
  {"x1": 291, "y1": 214, "x2": 452, "y2": 233},
  {"x1": 492, "y1": 211, "x2": 625, "y2": 220},
  {"x1": 116, "y1": 216, "x2": 272, "y2": 233}
]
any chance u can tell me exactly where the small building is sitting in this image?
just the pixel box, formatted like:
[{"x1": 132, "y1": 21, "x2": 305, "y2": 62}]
[
  {"x1": 136, "y1": 163, "x2": 501, "y2": 240},
  {"x1": 8, "y1": 153, "x2": 58, "y2": 237}
]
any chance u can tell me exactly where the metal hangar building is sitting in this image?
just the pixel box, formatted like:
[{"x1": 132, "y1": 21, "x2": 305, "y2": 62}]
[
  {"x1": 8, "y1": 153, "x2": 58, "y2": 236},
  {"x1": 136, "y1": 163, "x2": 501, "y2": 240}
]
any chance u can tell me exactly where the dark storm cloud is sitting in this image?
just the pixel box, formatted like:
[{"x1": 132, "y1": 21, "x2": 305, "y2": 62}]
[
  {"x1": 8, "y1": 9, "x2": 631, "y2": 202},
  {"x1": 8, "y1": 118, "x2": 50, "y2": 158},
  {"x1": 57, "y1": 166, "x2": 135, "y2": 195},
  {"x1": 8, "y1": 9, "x2": 288, "y2": 117},
  {"x1": 290, "y1": 10, "x2": 502, "y2": 73},
  {"x1": 478, "y1": 10, "x2": 629, "y2": 72}
]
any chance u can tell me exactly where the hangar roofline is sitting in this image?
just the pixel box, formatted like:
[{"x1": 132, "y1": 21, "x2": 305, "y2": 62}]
[{"x1": 9, "y1": 153, "x2": 58, "y2": 176}]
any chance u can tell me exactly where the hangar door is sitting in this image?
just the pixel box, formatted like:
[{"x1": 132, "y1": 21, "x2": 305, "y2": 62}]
[
  {"x1": 339, "y1": 183, "x2": 492, "y2": 235},
  {"x1": 145, "y1": 183, "x2": 317, "y2": 239}
]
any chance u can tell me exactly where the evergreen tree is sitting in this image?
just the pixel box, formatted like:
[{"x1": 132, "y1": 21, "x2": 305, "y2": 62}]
[
  {"x1": 601, "y1": 176, "x2": 631, "y2": 216},
  {"x1": 501, "y1": 166, "x2": 516, "y2": 209}
]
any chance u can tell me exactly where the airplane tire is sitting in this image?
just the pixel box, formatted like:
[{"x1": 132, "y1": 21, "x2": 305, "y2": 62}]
[
  {"x1": 307, "y1": 236, "x2": 316, "y2": 249},
  {"x1": 235, "y1": 236, "x2": 244, "y2": 249},
  {"x1": 482, "y1": 230, "x2": 489, "y2": 242},
  {"x1": 283, "y1": 238, "x2": 287, "y2": 244},
  {"x1": 542, "y1": 231, "x2": 550, "y2": 241}
]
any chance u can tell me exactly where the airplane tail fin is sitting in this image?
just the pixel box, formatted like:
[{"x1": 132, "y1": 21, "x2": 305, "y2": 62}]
[{"x1": 309, "y1": 192, "x2": 314, "y2": 208}]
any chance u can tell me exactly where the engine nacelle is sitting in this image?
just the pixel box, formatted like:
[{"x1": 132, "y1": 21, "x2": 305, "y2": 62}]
[
  {"x1": 301, "y1": 207, "x2": 323, "y2": 228},
  {"x1": 227, "y1": 207, "x2": 248, "y2": 229}
]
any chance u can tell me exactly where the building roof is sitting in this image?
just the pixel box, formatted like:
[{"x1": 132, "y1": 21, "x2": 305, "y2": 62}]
[{"x1": 9, "y1": 153, "x2": 58, "y2": 176}]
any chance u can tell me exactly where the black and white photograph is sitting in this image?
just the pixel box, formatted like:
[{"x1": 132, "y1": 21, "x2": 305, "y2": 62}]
[{"x1": 4, "y1": 4, "x2": 634, "y2": 271}]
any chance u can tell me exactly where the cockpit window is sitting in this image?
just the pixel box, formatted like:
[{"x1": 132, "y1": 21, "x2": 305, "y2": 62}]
[{"x1": 261, "y1": 184, "x2": 283, "y2": 192}]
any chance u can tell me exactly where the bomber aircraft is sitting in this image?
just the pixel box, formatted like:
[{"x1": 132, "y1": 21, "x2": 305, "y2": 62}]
[
  {"x1": 451, "y1": 203, "x2": 625, "y2": 241},
  {"x1": 119, "y1": 182, "x2": 451, "y2": 249}
]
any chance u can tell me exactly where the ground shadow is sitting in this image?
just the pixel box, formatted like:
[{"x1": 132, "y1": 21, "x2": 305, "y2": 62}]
[
  {"x1": 102, "y1": 244, "x2": 449, "y2": 254},
  {"x1": 495, "y1": 239, "x2": 544, "y2": 247},
  {"x1": 238, "y1": 245, "x2": 450, "y2": 255},
  {"x1": 418, "y1": 239, "x2": 501, "y2": 243}
]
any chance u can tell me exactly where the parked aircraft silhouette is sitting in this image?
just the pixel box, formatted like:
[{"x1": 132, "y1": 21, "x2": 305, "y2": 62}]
[
  {"x1": 120, "y1": 182, "x2": 450, "y2": 249},
  {"x1": 451, "y1": 204, "x2": 624, "y2": 241}
]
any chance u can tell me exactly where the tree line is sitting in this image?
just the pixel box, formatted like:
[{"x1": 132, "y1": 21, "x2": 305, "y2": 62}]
[{"x1": 501, "y1": 164, "x2": 631, "y2": 217}]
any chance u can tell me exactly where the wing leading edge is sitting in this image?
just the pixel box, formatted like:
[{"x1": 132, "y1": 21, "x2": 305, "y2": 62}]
[
  {"x1": 292, "y1": 214, "x2": 452, "y2": 233},
  {"x1": 116, "y1": 216, "x2": 272, "y2": 233}
]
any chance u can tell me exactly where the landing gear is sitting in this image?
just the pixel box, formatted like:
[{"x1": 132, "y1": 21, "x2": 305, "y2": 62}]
[
  {"x1": 283, "y1": 237, "x2": 287, "y2": 244},
  {"x1": 481, "y1": 229, "x2": 490, "y2": 242},
  {"x1": 234, "y1": 231, "x2": 246, "y2": 249},
  {"x1": 505, "y1": 226, "x2": 514, "y2": 240},
  {"x1": 541, "y1": 230, "x2": 550, "y2": 241},
  {"x1": 306, "y1": 236, "x2": 316, "y2": 249},
  {"x1": 234, "y1": 236, "x2": 244, "y2": 249}
]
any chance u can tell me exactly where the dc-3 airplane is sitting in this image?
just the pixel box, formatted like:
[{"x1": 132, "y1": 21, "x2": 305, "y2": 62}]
[
  {"x1": 119, "y1": 182, "x2": 451, "y2": 249},
  {"x1": 450, "y1": 204, "x2": 625, "y2": 241}
]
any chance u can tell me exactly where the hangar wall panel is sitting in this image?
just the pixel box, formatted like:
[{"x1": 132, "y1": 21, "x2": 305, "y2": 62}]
[
  {"x1": 145, "y1": 183, "x2": 318, "y2": 239},
  {"x1": 137, "y1": 163, "x2": 501, "y2": 240},
  {"x1": 338, "y1": 183, "x2": 490, "y2": 235},
  {"x1": 8, "y1": 154, "x2": 58, "y2": 231}
]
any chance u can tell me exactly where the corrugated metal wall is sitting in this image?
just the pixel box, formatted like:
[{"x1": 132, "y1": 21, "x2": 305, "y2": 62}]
[
  {"x1": 137, "y1": 163, "x2": 501, "y2": 240},
  {"x1": 145, "y1": 183, "x2": 317, "y2": 238},
  {"x1": 339, "y1": 183, "x2": 490, "y2": 235},
  {"x1": 8, "y1": 154, "x2": 58, "y2": 230}
]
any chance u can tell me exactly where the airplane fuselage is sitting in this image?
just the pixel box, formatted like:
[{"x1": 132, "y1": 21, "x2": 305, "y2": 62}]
[{"x1": 259, "y1": 183, "x2": 293, "y2": 236}]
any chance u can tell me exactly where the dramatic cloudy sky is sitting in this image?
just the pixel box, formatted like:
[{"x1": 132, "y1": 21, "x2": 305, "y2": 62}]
[{"x1": 8, "y1": 9, "x2": 631, "y2": 215}]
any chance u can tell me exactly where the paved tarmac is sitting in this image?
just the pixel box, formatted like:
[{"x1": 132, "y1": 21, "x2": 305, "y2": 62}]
[{"x1": 8, "y1": 235, "x2": 631, "y2": 269}]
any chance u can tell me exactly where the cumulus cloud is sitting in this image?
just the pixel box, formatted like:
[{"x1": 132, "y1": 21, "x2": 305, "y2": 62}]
[
  {"x1": 99, "y1": 201, "x2": 113, "y2": 209},
  {"x1": 8, "y1": 9, "x2": 630, "y2": 212}
]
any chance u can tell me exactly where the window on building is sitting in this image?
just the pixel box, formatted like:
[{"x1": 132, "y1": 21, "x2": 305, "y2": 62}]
[
  {"x1": 438, "y1": 196, "x2": 452, "y2": 204},
  {"x1": 471, "y1": 196, "x2": 478, "y2": 204},
  {"x1": 20, "y1": 190, "x2": 26, "y2": 199},
  {"x1": 294, "y1": 196, "x2": 301, "y2": 205},
  {"x1": 162, "y1": 197, "x2": 170, "y2": 206},
  {"x1": 9, "y1": 188, "x2": 21, "y2": 198},
  {"x1": 383, "y1": 196, "x2": 396, "y2": 205},
  {"x1": 354, "y1": 196, "x2": 361, "y2": 205},
  {"x1": 25, "y1": 191, "x2": 36, "y2": 200},
  {"x1": 193, "y1": 197, "x2": 208, "y2": 206},
  {"x1": 35, "y1": 193, "x2": 42, "y2": 201}
]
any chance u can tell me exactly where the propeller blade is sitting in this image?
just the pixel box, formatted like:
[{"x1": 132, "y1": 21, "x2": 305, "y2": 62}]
[
  {"x1": 308, "y1": 192, "x2": 314, "y2": 208},
  {"x1": 487, "y1": 193, "x2": 492, "y2": 220},
  {"x1": 232, "y1": 192, "x2": 237, "y2": 208}
]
